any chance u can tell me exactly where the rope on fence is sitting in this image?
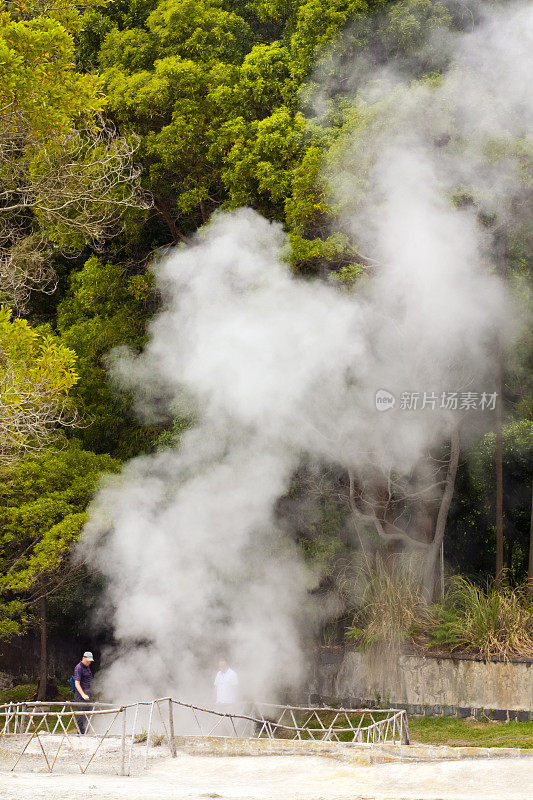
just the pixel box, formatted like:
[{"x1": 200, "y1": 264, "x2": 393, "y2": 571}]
[{"x1": 0, "y1": 698, "x2": 409, "y2": 775}]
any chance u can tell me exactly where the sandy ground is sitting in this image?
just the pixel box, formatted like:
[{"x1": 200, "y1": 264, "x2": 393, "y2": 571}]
[{"x1": 0, "y1": 753, "x2": 532, "y2": 800}]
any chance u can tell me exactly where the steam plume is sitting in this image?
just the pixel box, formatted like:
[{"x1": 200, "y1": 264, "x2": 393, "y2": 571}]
[{"x1": 81, "y1": 2, "x2": 530, "y2": 704}]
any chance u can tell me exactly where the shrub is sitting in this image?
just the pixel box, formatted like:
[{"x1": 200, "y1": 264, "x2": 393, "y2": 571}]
[
  {"x1": 346, "y1": 554, "x2": 426, "y2": 651},
  {"x1": 345, "y1": 565, "x2": 533, "y2": 660},
  {"x1": 0, "y1": 683, "x2": 37, "y2": 703},
  {"x1": 421, "y1": 577, "x2": 533, "y2": 659}
]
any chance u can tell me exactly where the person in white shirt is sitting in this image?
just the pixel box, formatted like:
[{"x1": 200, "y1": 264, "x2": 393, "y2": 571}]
[{"x1": 214, "y1": 658, "x2": 239, "y2": 706}]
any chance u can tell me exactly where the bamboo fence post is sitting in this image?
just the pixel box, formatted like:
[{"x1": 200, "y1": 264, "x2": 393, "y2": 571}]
[
  {"x1": 120, "y1": 707, "x2": 126, "y2": 776},
  {"x1": 168, "y1": 699, "x2": 176, "y2": 757}
]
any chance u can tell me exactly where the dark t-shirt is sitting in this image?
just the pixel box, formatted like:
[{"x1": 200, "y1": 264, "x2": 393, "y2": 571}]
[{"x1": 73, "y1": 661, "x2": 93, "y2": 694}]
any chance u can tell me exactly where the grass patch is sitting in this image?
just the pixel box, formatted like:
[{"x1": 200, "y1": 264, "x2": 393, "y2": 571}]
[
  {"x1": 0, "y1": 683, "x2": 79, "y2": 732},
  {"x1": 269, "y1": 710, "x2": 393, "y2": 741},
  {"x1": 269, "y1": 712, "x2": 533, "y2": 747},
  {"x1": 0, "y1": 683, "x2": 72, "y2": 704},
  {"x1": 57, "y1": 684, "x2": 72, "y2": 701},
  {"x1": 0, "y1": 683, "x2": 37, "y2": 703},
  {"x1": 408, "y1": 716, "x2": 533, "y2": 748}
]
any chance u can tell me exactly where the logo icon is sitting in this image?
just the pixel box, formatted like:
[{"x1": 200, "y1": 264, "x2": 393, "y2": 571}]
[{"x1": 375, "y1": 389, "x2": 396, "y2": 412}]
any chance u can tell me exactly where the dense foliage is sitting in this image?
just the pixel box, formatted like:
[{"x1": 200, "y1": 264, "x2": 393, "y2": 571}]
[
  {"x1": 347, "y1": 564, "x2": 533, "y2": 659},
  {"x1": 0, "y1": 442, "x2": 120, "y2": 638},
  {"x1": 0, "y1": 306, "x2": 79, "y2": 460},
  {"x1": 0, "y1": 0, "x2": 531, "y2": 680}
]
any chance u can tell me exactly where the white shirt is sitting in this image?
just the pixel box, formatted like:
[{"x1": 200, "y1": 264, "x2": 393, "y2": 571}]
[{"x1": 214, "y1": 667, "x2": 238, "y2": 704}]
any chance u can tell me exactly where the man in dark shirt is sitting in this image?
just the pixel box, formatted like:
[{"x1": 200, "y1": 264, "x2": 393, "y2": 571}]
[{"x1": 73, "y1": 651, "x2": 94, "y2": 734}]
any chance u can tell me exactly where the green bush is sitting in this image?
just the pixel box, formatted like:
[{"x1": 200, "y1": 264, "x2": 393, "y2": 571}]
[
  {"x1": 0, "y1": 683, "x2": 73, "y2": 703},
  {"x1": 0, "y1": 684, "x2": 37, "y2": 703},
  {"x1": 57, "y1": 684, "x2": 72, "y2": 701},
  {"x1": 346, "y1": 567, "x2": 533, "y2": 659},
  {"x1": 416, "y1": 577, "x2": 533, "y2": 659}
]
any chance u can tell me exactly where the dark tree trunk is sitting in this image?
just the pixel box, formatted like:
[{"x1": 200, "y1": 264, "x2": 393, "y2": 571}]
[
  {"x1": 495, "y1": 351, "x2": 504, "y2": 586},
  {"x1": 493, "y1": 228, "x2": 507, "y2": 587},
  {"x1": 421, "y1": 428, "x2": 460, "y2": 603},
  {"x1": 153, "y1": 196, "x2": 191, "y2": 245},
  {"x1": 527, "y1": 478, "x2": 533, "y2": 597},
  {"x1": 37, "y1": 595, "x2": 47, "y2": 701}
]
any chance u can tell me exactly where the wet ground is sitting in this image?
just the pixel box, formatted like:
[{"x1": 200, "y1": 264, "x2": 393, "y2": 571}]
[{"x1": 0, "y1": 752, "x2": 532, "y2": 800}]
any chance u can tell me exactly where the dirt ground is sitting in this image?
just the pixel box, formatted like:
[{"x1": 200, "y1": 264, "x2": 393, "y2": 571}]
[{"x1": 0, "y1": 752, "x2": 532, "y2": 800}]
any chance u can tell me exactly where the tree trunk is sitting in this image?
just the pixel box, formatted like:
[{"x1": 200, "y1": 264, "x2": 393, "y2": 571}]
[
  {"x1": 37, "y1": 595, "x2": 47, "y2": 701},
  {"x1": 153, "y1": 196, "x2": 191, "y2": 245},
  {"x1": 495, "y1": 349, "x2": 504, "y2": 586},
  {"x1": 493, "y1": 228, "x2": 507, "y2": 587},
  {"x1": 421, "y1": 428, "x2": 460, "y2": 603},
  {"x1": 527, "y1": 478, "x2": 533, "y2": 597}
]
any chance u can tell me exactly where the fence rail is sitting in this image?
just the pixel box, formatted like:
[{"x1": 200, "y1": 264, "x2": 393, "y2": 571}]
[{"x1": 0, "y1": 698, "x2": 409, "y2": 775}]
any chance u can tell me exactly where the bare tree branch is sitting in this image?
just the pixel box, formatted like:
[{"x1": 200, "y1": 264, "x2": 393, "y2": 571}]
[
  {"x1": 348, "y1": 467, "x2": 429, "y2": 550},
  {"x1": 0, "y1": 119, "x2": 152, "y2": 310}
]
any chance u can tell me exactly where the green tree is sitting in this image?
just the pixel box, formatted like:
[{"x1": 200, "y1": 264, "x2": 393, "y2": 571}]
[
  {"x1": 0, "y1": 441, "x2": 120, "y2": 698},
  {"x1": 82, "y1": 0, "x2": 378, "y2": 247},
  {"x1": 56, "y1": 256, "x2": 157, "y2": 458},
  {"x1": 0, "y1": 306, "x2": 79, "y2": 460},
  {"x1": 0, "y1": 1, "x2": 147, "y2": 311},
  {"x1": 447, "y1": 421, "x2": 533, "y2": 586},
  {"x1": 95, "y1": 0, "x2": 254, "y2": 240}
]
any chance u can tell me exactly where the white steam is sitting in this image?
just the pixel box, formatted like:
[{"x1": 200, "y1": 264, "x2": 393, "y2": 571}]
[{"x1": 81, "y1": 2, "x2": 530, "y2": 704}]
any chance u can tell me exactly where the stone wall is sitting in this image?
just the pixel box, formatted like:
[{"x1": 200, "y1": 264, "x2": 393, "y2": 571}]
[{"x1": 311, "y1": 648, "x2": 533, "y2": 720}]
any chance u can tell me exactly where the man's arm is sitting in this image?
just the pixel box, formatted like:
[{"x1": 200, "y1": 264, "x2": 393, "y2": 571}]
[
  {"x1": 74, "y1": 680, "x2": 89, "y2": 700},
  {"x1": 73, "y1": 666, "x2": 89, "y2": 700}
]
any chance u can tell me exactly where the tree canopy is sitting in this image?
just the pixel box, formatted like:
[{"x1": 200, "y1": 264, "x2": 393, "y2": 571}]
[
  {"x1": 0, "y1": 441, "x2": 120, "y2": 639},
  {"x1": 0, "y1": 306, "x2": 78, "y2": 460},
  {"x1": 0, "y1": 0, "x2": 531, "y2": 689},
  {"x1": 0, "y1": 1, "x2": 148, "y2": 311}
]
